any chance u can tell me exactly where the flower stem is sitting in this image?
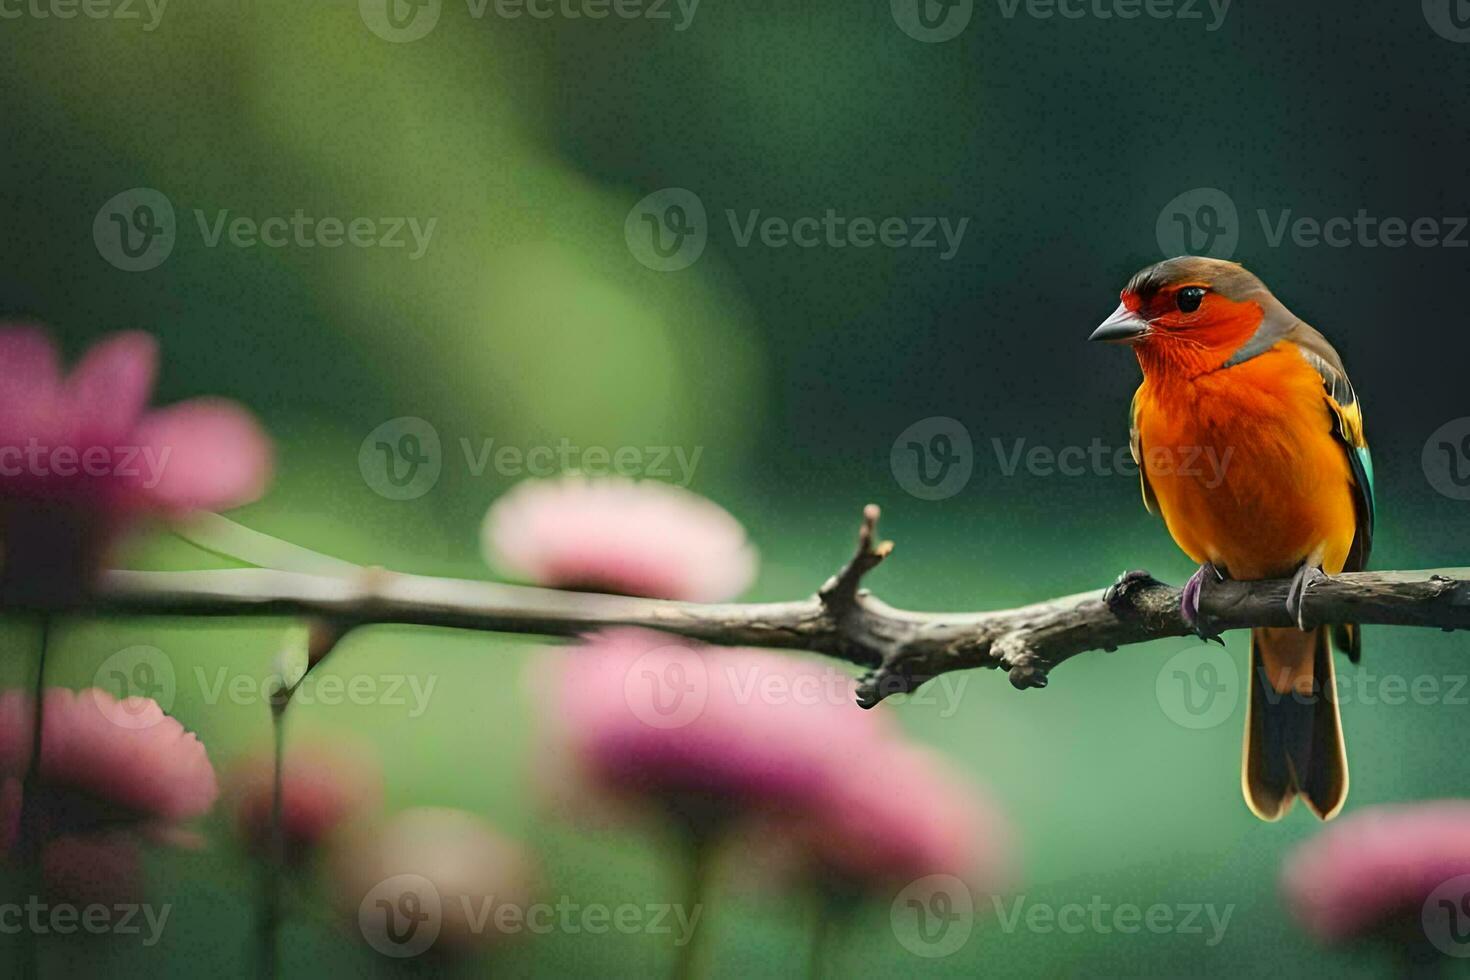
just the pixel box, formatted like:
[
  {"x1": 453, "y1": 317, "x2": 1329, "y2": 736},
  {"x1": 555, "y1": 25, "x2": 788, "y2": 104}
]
[
  {"x1": 806, "y1": 892, "x2": 834, "y2": 980},
  {"x1": 257, "y1": 689, "x2": 290, "y2": 979},
  {"x1": 671, "y1": 835, "x2": 713, "y2": 980},
  {"x1": 17, "y1": 615, "x2": 50, "y2": 980}
]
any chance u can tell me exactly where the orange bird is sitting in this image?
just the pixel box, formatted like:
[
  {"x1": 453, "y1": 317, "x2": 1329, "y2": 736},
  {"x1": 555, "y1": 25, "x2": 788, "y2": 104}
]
[{"x1": 1091, "y1": 257, "x2": 1374, "y2": 821}]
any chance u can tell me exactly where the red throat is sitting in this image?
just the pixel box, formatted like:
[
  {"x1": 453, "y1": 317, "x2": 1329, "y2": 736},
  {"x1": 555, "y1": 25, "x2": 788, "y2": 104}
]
[{"x1": 1132, "y1": 292, "x2": 1267, "y2": 380}]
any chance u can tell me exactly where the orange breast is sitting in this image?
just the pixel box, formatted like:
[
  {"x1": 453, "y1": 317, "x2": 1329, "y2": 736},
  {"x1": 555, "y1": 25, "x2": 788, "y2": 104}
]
[{"x1": 1134, "y1": 344, "x2": 1357, "y2": 580}]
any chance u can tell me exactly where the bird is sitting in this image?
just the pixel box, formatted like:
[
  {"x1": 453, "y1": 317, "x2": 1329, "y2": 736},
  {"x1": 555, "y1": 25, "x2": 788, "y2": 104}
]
[{"x1": 1090, "y1": 256, "x2": 1374, "y2": 821}]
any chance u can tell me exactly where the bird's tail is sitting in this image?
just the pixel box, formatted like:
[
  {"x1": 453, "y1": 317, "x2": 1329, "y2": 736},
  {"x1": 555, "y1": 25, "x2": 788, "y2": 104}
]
[{"x1": 1242, "y1": 625, "x2": 1348, "y2": 821}]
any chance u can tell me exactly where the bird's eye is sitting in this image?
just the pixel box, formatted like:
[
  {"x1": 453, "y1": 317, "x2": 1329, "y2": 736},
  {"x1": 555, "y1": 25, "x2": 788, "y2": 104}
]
[{"x1": 1176, "y1": 286, "x2": 1207, "y2": 313}]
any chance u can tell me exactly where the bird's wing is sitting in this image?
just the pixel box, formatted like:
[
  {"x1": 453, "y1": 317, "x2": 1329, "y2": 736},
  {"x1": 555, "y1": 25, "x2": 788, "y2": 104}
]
[
  {"x1": 1129, "y1": 388, "x2": 1159, "y2": 515},
  {"x1": 1287, "y1": 323, "x2": 1375, "y2": 573},
  {"x1": 1222, "y1": 303, "x2": 1375, "y2": 573}
]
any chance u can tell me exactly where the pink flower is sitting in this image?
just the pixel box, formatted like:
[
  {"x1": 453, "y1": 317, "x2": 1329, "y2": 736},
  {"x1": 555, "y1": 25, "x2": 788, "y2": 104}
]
[
  {"x1": 228, "y1": 740, "x2": 383, "y2": 862},
  {"x1": 0, "y1": 325, "x2": 272, "y2": 600},
  {"x1": 1282, "y1": 801, "x2": 1470, "y2": 943},
  {"x1": 539, "y1": 629, "x2": 901, "y2": 833},
  {"x1": 798, "y1": 743, "x2": 1012, "y2": 892},
  {"x1": 0, "y1": 687, "x2": 218, "y2": 829},
  {"x1": 483, "y1": 475, "x2": 756, "y2": 601},
  {"x1": 540, "y1": 630, "x2": 1009, "y2": 901},
  {"x1": 327, "y1": 807, "x2": 536, "y2": 955}
]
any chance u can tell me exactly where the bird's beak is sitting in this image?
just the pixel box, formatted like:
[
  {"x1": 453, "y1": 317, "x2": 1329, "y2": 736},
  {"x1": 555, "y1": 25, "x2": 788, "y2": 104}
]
[{"x1": 1089, "y1": 302, "x2": 1151, "y2": 344}]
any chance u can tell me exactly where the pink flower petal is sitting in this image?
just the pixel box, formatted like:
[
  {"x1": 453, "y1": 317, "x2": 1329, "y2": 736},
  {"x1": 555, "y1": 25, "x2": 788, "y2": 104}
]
[
  {"x1": 228, "y1": 741, "x2": 383, "y2": 861},
  {"x1": 0, "y1": 688, "x2": 218, "y2": 824},
  {"x1": 1281, "y1": 801, "x2": 1470, "y2": 942},
  {"x1": 0, "y1": 325, "x2": 63, "y2": 447},
  {"x1": 132, "y1": 398, "x2": 272, "y2": 512},
  {"x1": 64, "y1": 331, "x2": 157, "y2": 444},
  {"x1": 485, "y1": 476, "x2": 757, "y2": 602}
]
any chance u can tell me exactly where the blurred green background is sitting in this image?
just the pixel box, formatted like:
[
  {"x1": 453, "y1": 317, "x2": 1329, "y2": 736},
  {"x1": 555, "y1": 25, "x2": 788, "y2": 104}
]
[{"x1": 2, "y1": 0, "x2": 1470, "y2": 975}]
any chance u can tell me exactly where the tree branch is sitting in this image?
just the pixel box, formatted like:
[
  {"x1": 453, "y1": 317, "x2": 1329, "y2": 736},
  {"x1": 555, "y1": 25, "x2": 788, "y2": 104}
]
[{"x1": 36, "y1": 505, "x2": 1469, "y2": 707}]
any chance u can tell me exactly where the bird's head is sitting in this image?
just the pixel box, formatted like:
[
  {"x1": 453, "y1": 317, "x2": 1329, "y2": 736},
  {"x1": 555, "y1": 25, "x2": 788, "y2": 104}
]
[{"x1": 1089, "y1": 257, "x2": 1290, "y2": 373}]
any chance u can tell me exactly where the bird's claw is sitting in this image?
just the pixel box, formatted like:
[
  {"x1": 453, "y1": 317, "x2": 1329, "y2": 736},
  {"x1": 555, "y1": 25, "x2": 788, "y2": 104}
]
[
  {"x1": 1181, "y1": 561, "x2": 1225, "y2": 643},
  {"x1": 1104, "y1": 569, "x2": 1157, "y2": 614},
  {"x1": 1286, "y1": 563, "x2": 1328, "y2": 631}
]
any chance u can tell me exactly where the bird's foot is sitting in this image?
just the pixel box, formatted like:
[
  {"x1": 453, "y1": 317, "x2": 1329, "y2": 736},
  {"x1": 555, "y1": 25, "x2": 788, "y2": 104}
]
[
  {"x1": 1181, "y1": 561, "x2": 1226, "y2": 644},
  {"x1": 1104, "y1": 569, "x2": 1157, "y2": 615},
  {"x1": 1286, "y1": 562, "x2": 1328, "y2": 631}
]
